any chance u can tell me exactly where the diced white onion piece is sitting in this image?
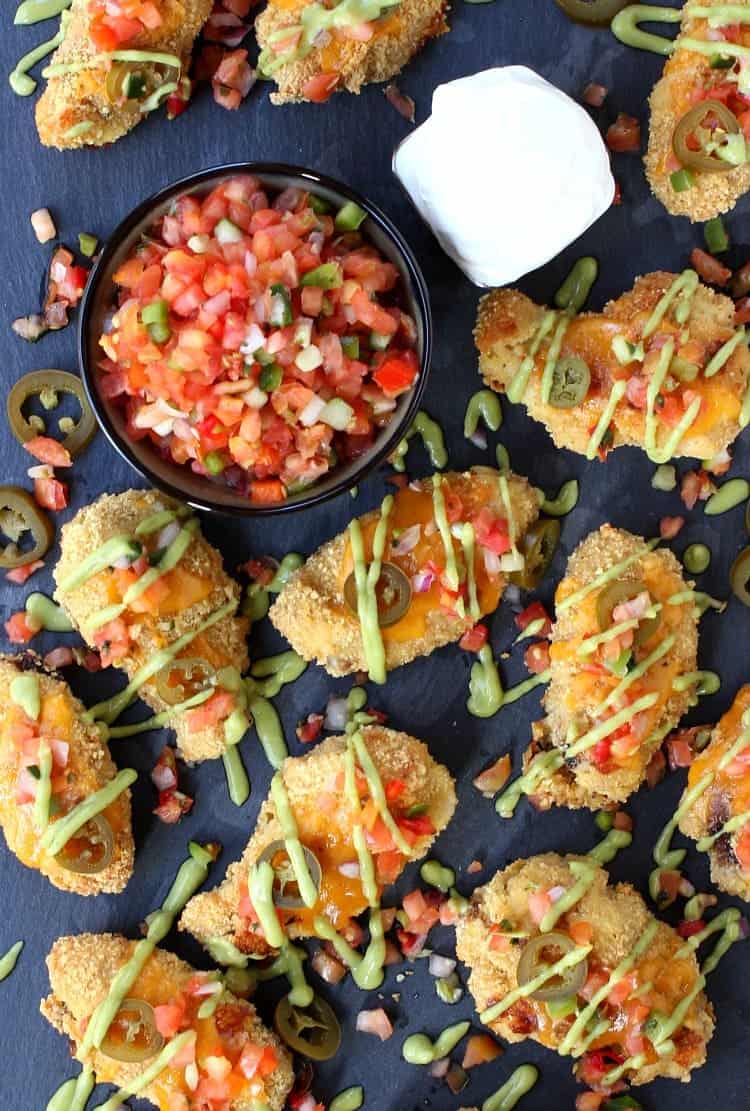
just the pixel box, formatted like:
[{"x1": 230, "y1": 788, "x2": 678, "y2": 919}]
[
  {"x1": 156, "y1": 520, "x2": 181, "y2": 550},
  {"x1": 428, "y1": 953, "x2": 457, "y2": 978},
  {"x1": 371, "y1": 395, "x2": 397, "y2": 416},
  {"x1": 30, "y1": 208, "x2": 56, "y2": 243},
  {"x1": 295, "y1": 344, "x2": 324, "y2": 373},
  {"x1": 299, "y1": 395, "x2": 326, "y2": 427},
  {"x1": 355, "y1": 1008, "x2": 393, "y2": 1041},
  {"x1": 391, "y1": 523, "x2": 421, "y2": 556},
  {"x1": 429, "y1": 1058, "x2": 450, "y2": 1079},
  {"x1": 245, "y1": 386, "x2": 269, "y2": 410},
  {"x1": 338, "y1": 861, "x2": 361, "y2": 878},
  {"x1": 324, "y1": 696, "x2": 349, "y2": 731},
  {"x1": 319, "y1": 398, "x2": 353, "y2": 431},
  {"x1": 483, "y1": 549, "x2": 502, "y2": 576},
  {"x1": 294, "y1": 318, "x2": 313, "y2": 347},
  {"x1": 499, "y1": 550, "x2": 525, "y2": 572},
  {"x1": 215, "y1": 218, "x2": 243, "y2": 244},
  {"x1": 548, "y1": 885, "x2": 566, "y2": 903},
  {"x1": 240, "y1": 323, "x2": 265, "y2": 357},
  {"x1": 27, "y1": 464, "x2": 53, "y2": 480},
  {"x1": 187, "y1": 234, "x2": 211, "y2": 254}
]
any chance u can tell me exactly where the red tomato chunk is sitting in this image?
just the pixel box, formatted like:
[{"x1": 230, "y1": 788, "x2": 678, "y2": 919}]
[{"x1": 98, "y1": 176, "x2": 420, "y2": 502}]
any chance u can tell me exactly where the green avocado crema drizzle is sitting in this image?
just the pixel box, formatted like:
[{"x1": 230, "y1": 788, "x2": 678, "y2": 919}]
[
  {"x1": 77, "y1": 842, "x2": 214, "y2": 1057},
  {"x1": 10, "y1": 673, "x2": 40, "y2": 720},
  {"x1": 496, "y1": 750, "x2": 564, "y2": 818},
  {"x1": 348, "y1": 495, "x2": 393, "y2": 684},
  {"x1": 432, "y1": 475, "x2": 462, "y2": 596},
  {"x1": 481, "y1": 1065, "x2": 539, "y2": 1111},
  {"x1": 91, "y1": 1031, "x2": 196, "y2": 1111},
  {"x1": 481, "y1": 945, "x2": 592, "y2": 1024},
  {"x1": 244, "y1": 551, "x2": 304, "y2": 623},
  {"x1": 59, "y1": 534, "x2": 142, "y2": 593},
  {"x1": 9, "y1": 9, "x2": 69, "y2": 96},
  {"x1": 467, "y1": 644, "x2": 504, "y2": 718},
  {"x1": 270, "y1": 772, "x2": 319, "y2": 907},
  {"x1": 15, "y1": 0, "x2": 72, "y2": 26},
  {"x1": 47, "y1": 1068, "x2": 94, "y2": 1111},
  {"x1": 84, "y1": 518, "x2": 200, "y2": 634},
  {"x1": 391, "y1": 410, "x2": 447, "y2": 472},
  {"x1": 585, "y1": 380, "x2": 626, "y2": 461},
  {"x1": 84, "y1": 599, "x2": 236, "y2": 725},
  {"x1": 507, "y1": 310, "x2": 557, "y2": 404},
  {"x1": 464, "y1": 389, "x2": 503, "y2": 440},
  {"x1": 258, "y1": 0, "x2": 400, "y2": 75},
  {"x1": 402, "y1": 1020, "x2": 470, "y2": 1065},
  {"x1": 612, "y1": 4, "x2": 682, "y2": 55},
  {"x1": 0, "y1": 940, "x2": 24, "y2": 983},
  {"x1": 458, "y1": 522, "x2": 480, "y2": 621},
  {"x1": 558, "y1": 539, "x2": 659, "y2": 613},
  {"x1": 329, "y1": 1087, "x2": 364, "y2": 1111},
  {"x1": 40, "y1": 768, "x2": 137, "y2": 857},
  {"x1": 538, "y1": 831, "x2": 631, "y2": 932},
  {"x1": 27, "y1": 594, "x2": 74, "y2": 632},
  {"x1": 677, "y1": 908, "x2": 743, "y2": 974}
]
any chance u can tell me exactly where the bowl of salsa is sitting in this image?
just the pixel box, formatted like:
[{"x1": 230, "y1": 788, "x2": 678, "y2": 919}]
[{"x1": 78, "y1": 163, "x2": 431, "y2": 514}]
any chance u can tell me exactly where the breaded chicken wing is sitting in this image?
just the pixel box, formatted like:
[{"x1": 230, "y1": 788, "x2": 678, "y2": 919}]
[
  {"x1": 476, "y1": 271, "x2": 750, "y2": 463},
  {"x1": 54, "y1": 489, "x2": 249, "y2": 762},
  {"x1": 0, "y1": 652, "x2": 133, "y2": 895},
  {"x1": 256, "y1": 0, "x2": 448, "y2": 105},
  {"x1": 455, "y1": 853, "x2": 714, "y2": 1089},
  {"x1": 679, "y1": 684, "x2": 750, "y2": 899},
  {"x1": 41, "y1": 933, "x2": 293, "y2": 1111},
  {"x1": 180, "y1": 725, "x2": 456, "y2": 958},
  {"x1": 35, "y1": 0, "x2": 212, "y2": 149},
  {"x1": 269, "y1": 468, "x2": 540, "y2": 679}
]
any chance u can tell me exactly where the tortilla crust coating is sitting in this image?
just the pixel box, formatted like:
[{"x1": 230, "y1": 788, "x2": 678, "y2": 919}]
[
  {"x1": 455, "y1": 854, "x2": 714, "y2": 1088},
  {"x1": 475, "y1": 272, "x2": 749, "y2": 462},
  {"x1": 525, "y1": 525, "x2": 698, "y2": 811},
  {"x1": 269, "y1": 468, "x2": 539, "y2": 677},
  {"x1": 0, "y1": 652, "x2": 133, "y2": 895},
  {"x1": 179, "y1": 725, "x2": 457, "y2": 955},
  {"x1": 41, "y1": 933, "x2": 293, "y2": 1111},
  {"x1": 646, "y1": 0, "x2": 750, "y2": 221},
  {"x1": 256, "y1": 0, "x2": 448, "y2": 105},
  {"x1": 35, "y1": 0, "x2": 212, "y2": 150},
  {"x1": 680, "y1": 684, "x2": 750, "y2": 899},
  {"x1": 54, "y1": 489, "x2": 248, "y2": 762}
]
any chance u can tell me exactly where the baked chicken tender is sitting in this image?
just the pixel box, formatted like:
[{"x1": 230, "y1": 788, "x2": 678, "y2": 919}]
[
  {"x1": 180, "y1": 725, "x2": 457, "y2": 957},
  {"x1": 476, "y1": 272, "x2": 750, "y2": 463},
  {"x1": 524, "y1": 525, "x2": 698, "y2": 811},
  {"x1": 0, "y1": 652, "x2": 133, "y2": 895},
  {"x1": 646, "y1": 0, "x2": 750, "y2": 221},
  {"x1": 269, "y1": 468, "x2": 540, "y2": 678},
  {"x1": 256, "y1": 0, "x2": 448, "y2": 105},
  {"x1": 35, "y1": 0, "x2": 212, "y2": 150},
  {"x1": 679, "y1": 684, "x2": 750, "y2": 899},
  {"x1": 54, "y1": 489, "x2": 249, "y2": 762},
  {"x1": 455, "y1": 854, "x2": 714, "y2": 1090},
  {"x1": 41, "y1": 934, "x2": 293, "y2": 1111}
]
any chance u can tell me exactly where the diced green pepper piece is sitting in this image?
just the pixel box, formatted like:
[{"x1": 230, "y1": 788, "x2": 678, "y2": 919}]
[
  {"x1": 253, "y1": 347, "x2": 275, "y2": 367},
  {"x1": 670, "y1": 168, "x2": 694, "y2": 192},
  {"x1": 370, "y1": 331, "x2": 392, "y2": 351},
  {"x1": 546, "y1": 996, "x2": 577, "y2": 1019},
  {"x1": 204, "y1": 451, "x2": 225, "y2": 475},
  {"x1": 341, "y1": 336, "x2": 360, "y2": 359},
  {"x1": 259, "y1": 364, "x2": 283, "y2": 392},
  {"x1": 595, "y1": 810, "x2": 614, "y2": 832},
  {"x1": 78, "y1": 232, "x2": 98, "y2": 258},
  {"x1": 334, "y1": 201, "x2": 367, "y2": 232},
  {"x1": 142, "y1": 299, "x2": 169, "y2": 326},
  {"x1": 269, "y1": 283, "x2": 292, "y2": 326},
  {"x1": 710, "y1": 53, "x2": 734, "y2": 69},
  {"x1": 147, "y1": 322, "x2": 171, "y2": 345},
  {"x1": 300, "y1": 262, "x2": 343, "y2": 289},
  {"x1": 704, "y1": 217, "x2": 729, "y2": 254},
  {"x1": 309, "y1": 194, "x2": 332, "y2": 215}
]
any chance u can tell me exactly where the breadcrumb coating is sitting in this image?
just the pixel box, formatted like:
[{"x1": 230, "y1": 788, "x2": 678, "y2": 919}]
[
  {"x1": 41, "y1": 933, "x2": 293, "y2": 1111},
  {"x1": 646, "y1": 0, "x2": 750, "y2": 221},
  {"x1": 0, "y1": 652, "x2": 133, "y2": 895},
  {"x1": 179, "y1": 724, "x2": 457, "y2": 955},
  {"x1": 525, "y1": 525, "x2": 698, "y2": 810},
  {"x1": 53, "y1": 489, "x2": 248, "y2": 762},
  {"x1": 269, "y1": 468, "x2": 539, "y2": 677},
  {"x1": 475, "y1": 272, "x2": 749, "y2": 462},
  {"x1": 35, "y1": 0, "x2": 212, "y2": 149},
  {"x1": 455, "y1": 853, "x2": 714, "y2": 1087},
  {"x1": 256, "y1": 0, "x2": 448, "y2": 104}
]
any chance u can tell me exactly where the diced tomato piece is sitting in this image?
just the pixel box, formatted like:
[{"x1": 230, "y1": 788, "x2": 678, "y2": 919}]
[
  {"x1": 473, "y1": 754, "x2": 511, "y2": 797},
  {"x1": 691, "y1": 248, "x2": 731, "y2": 287},
  {"x1": 459, "y1": 623, "x2": 488, "y2": 652},
  {"x1": 606, "y1": 113, "x2": 641, "y2": 152},
  {"x1": 659, "y1": 515, "x2": 685, "y2": 539},
  {"x1": 582, "y1": 82, "x2": 607, "y2": 108},
  {"x1": 153, "y1": 998, "x2": 187, "y2": 1038},
  {"x1": 677, "y1": 918, "x2": 706, "y2": 938},
  {"x1": 154, "y1": 789, "x2": 194, "y2": 824},
  {"x1": 302, "y1": 72, "x2": 340, "y2": 103},
  {"x1": 296, "y1": 712, "x2": 324, "y2": 744},
  {"x1": 569, "y1": 920, "x2": 594, "y2": 946},
  {"x1": 34, "y1": 476, "x2": 68, "y2": 511},
  {"x1": 23, "y1": 436, "x2": 72, "y2": 467},
  {"x1": 372, "y1": 350, "x2": 418, "y2": 395},
  {"x1": 680, "y1": 468, "x2": 715, "y2": 509},
  {"x1": 735, "y1": 826, "x2": 750, "y2": 871},
  {"x1": 462, "y1": 1034, "x2": 503, "y2": 1069},
  {"x1": 397, "y1": 813, "x2": 435, "y2": 837},
  {"x1": 524, "y1": 641, "x2": 550, "y2": 674},
  {"x1": 514, "y1": 601, "x2": 552, "y2": 637},
  {"x1": 185, "y1": 689, "x2": 236, "y2": 730},
  {"x1": 250, "y1": 478, "x2": 286, "y2": 504},
  {"x1": 528, "y1": 889, "x2": 553, "y2": 924},
  {"x1": 6, "y1": 559, "x2": 44, "y2": 584},
  {"x1": 4, "y1": 611, "x2": 38, "y2": 643}
]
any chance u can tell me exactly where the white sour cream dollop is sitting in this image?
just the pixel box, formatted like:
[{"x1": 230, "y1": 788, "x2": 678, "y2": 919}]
[{"x1": 392, "y1": 66, "x2": 615, "y2": 287}]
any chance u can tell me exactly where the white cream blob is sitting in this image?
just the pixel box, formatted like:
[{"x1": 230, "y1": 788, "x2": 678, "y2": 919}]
[{"x1": 392, "y1": 66, "x2": 615, "y2": 288}]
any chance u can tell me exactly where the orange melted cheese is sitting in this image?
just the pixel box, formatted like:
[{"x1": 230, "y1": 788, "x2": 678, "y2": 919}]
[
  {"x1": 338, "y1": 476, "x2": 506, "y2": 643},
  {"x1": 689, "y1": 684, "x2": 750, "y2": 813}
]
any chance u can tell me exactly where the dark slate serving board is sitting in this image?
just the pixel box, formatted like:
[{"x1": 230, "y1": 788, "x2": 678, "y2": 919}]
[{"x1": 0, "y1": 1, "x2": 749, "y2": 1108}]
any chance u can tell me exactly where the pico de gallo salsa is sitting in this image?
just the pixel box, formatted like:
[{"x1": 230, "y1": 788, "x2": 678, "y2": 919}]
[{"x1": 97, "y1": 175, "x2": 421, "y2": 504}]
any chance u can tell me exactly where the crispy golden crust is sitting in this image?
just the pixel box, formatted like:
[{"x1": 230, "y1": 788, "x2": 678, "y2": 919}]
[
  {"x1": 269, "y1": 469, "x2": 539, "y2": 677},
  {"x1": 476, "y1": 273, "x2": 750, "y2": 462},
  {"x1": 455, "y1": 854, "x2": 714, "y2": 1087},
  {"x1": 646, "y1": 0, "x2": 750, "y2": 221},
  {"x1": 179, "y1": 724, "x2": 457, "y2": 953},
  {"x1": 53, "y1": 489, "x2": 248, "y2": 762},
  {"x1": 41, "y1": 934, "x2": 293, "y2": 1111},
  {"x1": 679, "y1": 684, "x2": 750, "y2": 899},
  {"x1": 527, "y1": 525, "x2": 698, "y2": 810},
  {"x1": 256, "y1": 0, "x2": 448, "y2": 104},
  {"x1": 0, "y1": 652, "x2": 133, "y2": 895},
  {"x1": 35, "y1": 0, "x2": 213, "y2": 149}
]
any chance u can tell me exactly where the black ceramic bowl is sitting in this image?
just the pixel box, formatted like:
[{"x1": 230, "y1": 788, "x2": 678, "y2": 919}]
[{"x1": 78, "y1": 162, "x2": 432, "y2": 516}]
